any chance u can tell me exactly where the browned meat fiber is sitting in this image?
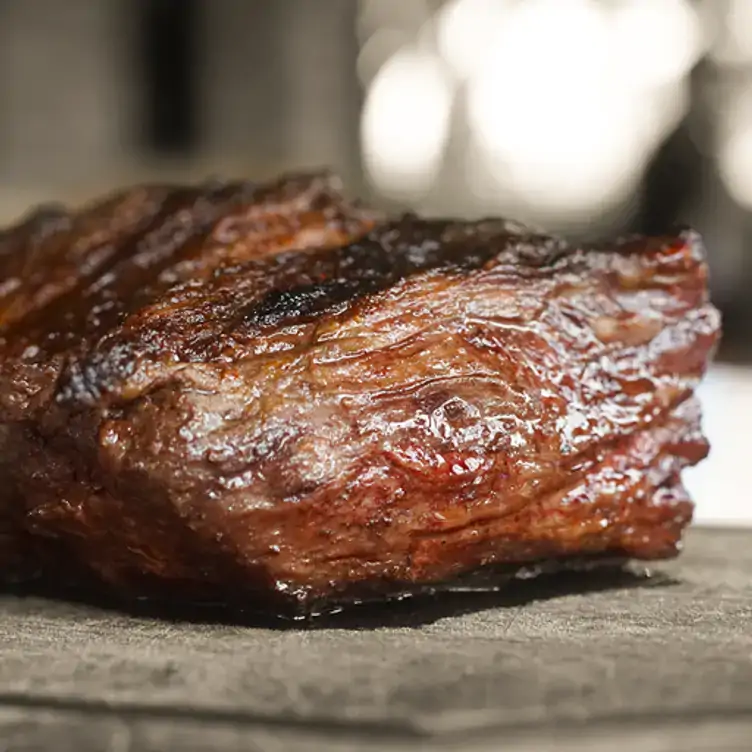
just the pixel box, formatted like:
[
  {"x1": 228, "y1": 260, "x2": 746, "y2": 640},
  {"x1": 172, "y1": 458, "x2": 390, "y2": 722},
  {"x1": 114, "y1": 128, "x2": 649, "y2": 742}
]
[{"x1": 0, "y1": 172, "x2": 720, "y2": 614}]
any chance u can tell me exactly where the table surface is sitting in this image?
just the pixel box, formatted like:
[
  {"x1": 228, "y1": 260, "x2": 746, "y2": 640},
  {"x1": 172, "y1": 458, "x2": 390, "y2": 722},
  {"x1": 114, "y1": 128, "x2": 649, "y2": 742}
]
[{"x1": 1, "y1": 527, "x2": 751, "y2": 751}]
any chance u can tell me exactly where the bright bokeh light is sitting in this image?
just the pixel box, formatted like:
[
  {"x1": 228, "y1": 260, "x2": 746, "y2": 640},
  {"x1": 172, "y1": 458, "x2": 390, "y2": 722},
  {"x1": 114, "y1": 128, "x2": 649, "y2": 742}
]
[
  {"x1": 467, "y1": 0, "x2": 644, "y2": 211},
  {"x1": 716, "y1": 82, "x2": 752, "y2": 208},
  {"x1": 435, "y1": 0, "x2": 513, "y2": 80},
  {"x1": 361, "y1": 48, "x2": 454, "y2": 198},
  {"x1": 356, "y1": 27, "x2": 411, "y2": 84},
  {"x1": 685, "y1": 365, "x2": 752, "y2": 527},
  {"x1": 359, "y1": 0, "x2": 702, "y2": 218},
  {"x1": 711, "y1": 0, "x2": 752, "y2": 66},
  {"x1": 609, "y1": 0, "x2": 704, "y2": 89},
  {"x1": 718, "y1": 127, "x2": 752, "y2": 209}
]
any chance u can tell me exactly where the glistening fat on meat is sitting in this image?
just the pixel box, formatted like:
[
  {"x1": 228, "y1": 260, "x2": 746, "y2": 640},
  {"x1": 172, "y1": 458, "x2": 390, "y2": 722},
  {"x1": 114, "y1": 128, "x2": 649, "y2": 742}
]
[{"x1": 0, "y1": 172, "x2": 720, "y2": 613}]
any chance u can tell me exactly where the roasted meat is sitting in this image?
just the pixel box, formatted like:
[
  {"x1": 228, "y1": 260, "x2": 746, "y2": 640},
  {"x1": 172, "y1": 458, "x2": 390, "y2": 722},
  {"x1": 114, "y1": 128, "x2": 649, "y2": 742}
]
[{"x1": 0, "y1": 172, "x2": 720, "y2": 613}]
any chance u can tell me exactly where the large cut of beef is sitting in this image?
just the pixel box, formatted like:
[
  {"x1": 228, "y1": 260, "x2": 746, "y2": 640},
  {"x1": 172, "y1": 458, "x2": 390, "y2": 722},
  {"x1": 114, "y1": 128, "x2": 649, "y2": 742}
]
[{"x1": 0, "y1": 172, "x2": 720, "y2": 613}]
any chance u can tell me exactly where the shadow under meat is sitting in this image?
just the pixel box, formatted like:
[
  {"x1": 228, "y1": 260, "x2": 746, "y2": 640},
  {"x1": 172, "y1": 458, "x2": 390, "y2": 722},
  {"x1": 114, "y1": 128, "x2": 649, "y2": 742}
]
[{"x1": 0, "y1": 563, "x2": 680, "y2": 631}]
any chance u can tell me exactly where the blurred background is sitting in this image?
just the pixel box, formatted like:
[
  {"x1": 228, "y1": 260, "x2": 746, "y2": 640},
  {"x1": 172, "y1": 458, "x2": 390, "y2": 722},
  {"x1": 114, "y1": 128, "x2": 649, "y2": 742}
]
[{"x1": 0, "y1": 0, "x2": 748, "y2": 524}]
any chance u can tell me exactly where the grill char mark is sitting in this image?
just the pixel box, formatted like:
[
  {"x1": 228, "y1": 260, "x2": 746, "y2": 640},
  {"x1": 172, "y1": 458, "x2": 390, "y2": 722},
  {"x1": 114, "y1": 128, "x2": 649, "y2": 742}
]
[
  {"x1": 0, "y1": 173, "x2": 381, "y2": 358},
  {"x1": 237, "y1": 217, "x2": 554, "y2": 332}
]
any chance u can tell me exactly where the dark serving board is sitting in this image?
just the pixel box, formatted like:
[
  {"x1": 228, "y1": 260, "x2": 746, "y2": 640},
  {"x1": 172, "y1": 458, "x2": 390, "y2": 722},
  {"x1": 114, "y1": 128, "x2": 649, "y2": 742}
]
[{"x1": 1, "y1": 526, "x2": 750, "y2": 751}]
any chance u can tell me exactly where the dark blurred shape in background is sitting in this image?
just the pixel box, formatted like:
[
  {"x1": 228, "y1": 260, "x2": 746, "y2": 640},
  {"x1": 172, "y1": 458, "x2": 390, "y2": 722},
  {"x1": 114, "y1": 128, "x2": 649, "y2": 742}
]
[
  {"x1": 0, "y1": 0, "x2": 749, "y2": 349},
  {"x1": 137, "y1": 0, "x2": 201, "y2": 154}
]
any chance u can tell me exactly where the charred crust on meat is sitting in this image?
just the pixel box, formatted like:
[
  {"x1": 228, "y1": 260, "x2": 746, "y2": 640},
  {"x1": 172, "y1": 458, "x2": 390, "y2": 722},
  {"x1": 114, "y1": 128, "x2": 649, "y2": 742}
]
[
  {"x1": 237, "y1": 217, "x2": 558, "y2": 333},
  {"x1": 0, "y1": 171, "x2": 721, "y2": 613}
]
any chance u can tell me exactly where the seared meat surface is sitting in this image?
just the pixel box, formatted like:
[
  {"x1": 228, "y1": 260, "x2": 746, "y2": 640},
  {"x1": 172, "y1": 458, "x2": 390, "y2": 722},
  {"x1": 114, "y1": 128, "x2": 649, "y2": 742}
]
[{"x1": 0, "y1": 172, "x2": 719, "y2": 612}]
